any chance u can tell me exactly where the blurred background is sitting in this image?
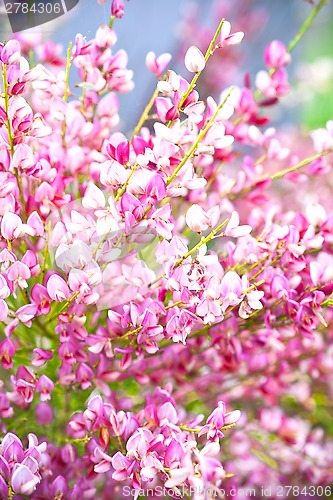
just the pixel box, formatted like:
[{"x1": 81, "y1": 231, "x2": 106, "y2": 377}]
[{"x1": 0, "y1": 0, "x2": 332, "y2": 131}]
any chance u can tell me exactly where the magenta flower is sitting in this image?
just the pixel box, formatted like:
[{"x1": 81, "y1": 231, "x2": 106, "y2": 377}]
[
  {"x1": 111, "y1": 0, "x2": 124, "y2": 18},
  {"x1": 0, "y1": 338, "x2": 16, "y2": 370},
  {"x1": 106, "y1": 133, "x2": 130, "y2": 165},
  {"x1": 31, "y1": 284, "x2": 51, "y2": 315},
  {"x1": 220, "y1": 271, "x2": 243, "y2": 311},
  {"x1": 199, "y1": 401, "x2": 241, "y2": 439},
  {"x1": 111, "y1": 452, "x2": 133, "y2": 480},
  {"x1": 50, "y1": 475, "x2": 69, "y2": 498},
  {"x1": 154, "y1": 97, "x2": 179, "y2": 123},
  {"x1": 32, "y1": 348, "x2": 53, "y2": 367},
  {"x1": 145, "y1": 174, "x2": 166, "y2": 202},
  {"x1": 11, "y1": 463, "x2": 40, "y2": 495},
  {"x1": 2, "y1": 433, "x2": 24, "y2": 463},
  {"x1": 264, "y1": 40, "x2": 291, "y2": 68},
  {"x1": 75, "y1": 363, "x2": 95, "y2": 389},
  {"x1": 35, "y1": 401, "x2": 54, "y2": 425},
  {"x1": 35, "y1": 375, "x2": 55, "y2": 401}
]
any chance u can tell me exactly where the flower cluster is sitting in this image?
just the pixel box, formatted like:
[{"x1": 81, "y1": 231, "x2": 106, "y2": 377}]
[
  {"x1": 0, "y1": 0, "x2": 332, "y2": 497},
  {"x1": 0, "y1": 433, "x2": 46, "y2": 497}
]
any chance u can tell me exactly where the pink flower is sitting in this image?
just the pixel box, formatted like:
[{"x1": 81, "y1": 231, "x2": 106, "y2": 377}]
[
  {"x1": 239, "y1": 290, "x2": 264, "y2": 319},
  {"x1": 1, "y1": 213, "x2": 30, "y2": 240},
  {"x1": 184, "y1": 45, "x2": 205, "y2": 73},
  {"x1": 75, "y1": 363, "x2": 95, "y2": 389},
  {"x1": 225, "y1": 211, "x2": 252, "y2": 237},
  {"x1": 27, "y1": 212, "x2": 44, "y2": 237},
  {"x1": 46, "y1": 275, "x2": 70, "y2": 302},
  {"x1": 0, "y1": 300, "x2": 8, "y2": 321},
  {"x1": 7, "y1": 262, "x2": 31, "y2": 289},
  {"x1": 11, "y1": 464, "x2": 40, "y2": 495},
  {"x1": 146, "y1": 52, "x2": 172, "y2": 77},
  {"x1": 199, "y1": 401, "x2": 241, "y2": 439},
  {"x1": 0, "y1": 338, "x2": 16, "y2": 369},
  {"x1": 220, "y1": 21, "x2": 244, "y2": 46},
  {"x1": 264, "y1": 41, "x2": 291, "y2": 68},
  {"x1": 255, "y1": 68, "x2": 289, "y2": 98},
  {"x1": 35, "y1": 402, "x2": 53, "y2": 425},
  {"x1": 221, "y1": 271, "x2": 243, "y2": 311},
  {"x1": 157, "y1": 70, "x2": 180, "y2": 93},
  {"x1": 106, "y1": 133, "x2": 130, "y2": 165},
  {"x1": 31, "y1": 284, "x2": 51, "y2": 315},
  {"x1": 1, "y1": 40, "x2": 21, "y2": 64},
  {"x1": 154, "y1": 97, "x2": 179, "y2": 123},
  {"x1": 35, "y1": 375, "x2": 55, "y2": 401},
  {"x1": 111, "y1": 0, "x2": 124, "y2": 18},
  {"x1": 32, "y1": 348, "x2": 53, "y2": 367},
  {"x1": 185, "y1": 204, "x2": 219, "y2": 233},
  {"x1": 0, "y1": 274, "x2": 10, "y2": 300},
  {"x1": 145, "y1": 174, "x2": 166, "y2": 202},
  {"x1": 15, "y1": 304, "x2": 38, "y2": 326},
  {"x1": 111, "y1": 452, "x2": 133, "y2": 481}
]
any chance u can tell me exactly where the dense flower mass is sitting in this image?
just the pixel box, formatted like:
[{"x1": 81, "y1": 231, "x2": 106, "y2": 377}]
[{"x1": 0, "y1": 0, "x2": 332, "y2": 497}]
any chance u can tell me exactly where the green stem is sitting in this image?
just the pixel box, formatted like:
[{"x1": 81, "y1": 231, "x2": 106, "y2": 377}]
[
  {"x1": 114, "y1": 162, "x2": 138, "y2": 202},
  {"x1": 2, "y1": 63, "x2": 26, "y2": 212},
  {"x1": 114, "y1": 87, "x2": 160, "y2": 203},
  {"x1": 8, "y1": 482, "x2": 13, "y2": 500},
  {"x1": 229, "y1": 150, "x2": 332, "y2": 200},
  {"x1": 287, "y1": 0, "x2": 327, "y2": 53},
  {"x1": 63, "y1": 42, "x2": 73, "y2": 103},
  {"x1": 271, "y1": 150, "x2": 331, "y2": 180},
  {"x1": 48, "y1": 291, "x2": 79, "y2": 322},
  {"x1": 174, "y1": 218, "x2": 229, "y2": 267},
  {"x1": 131, "y1": 86, "x2": 159, "y2": 140},
  {"x1": 178, "y1": 18, "x2": 226, "y2": 110},
  {"x1": 179, "y1": 422, "x2": 236, "y2": 433},
  {"x1": 62, "y1": 42, "x2": 73, "y2": 147},
  {"x1": 2, "y1": 65, "x2": 14, "y2": 158},
  {"x1": 254, "y1": 0, "x2": 327, "y2": 101},
  {"x1": 148, "y1": 218, "x2": 229, "y2": 289},
  {"x1": 166, "y1": 86, "x2": 234, "y2": 186}
]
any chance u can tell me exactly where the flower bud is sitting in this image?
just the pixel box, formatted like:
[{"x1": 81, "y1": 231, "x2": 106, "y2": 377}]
[
  {"x1": 111, "y1": 0, "x2": 124, "y2": 18},
  {"x1": 184, "y1": 45, "x2": 205, "y2": 73}
]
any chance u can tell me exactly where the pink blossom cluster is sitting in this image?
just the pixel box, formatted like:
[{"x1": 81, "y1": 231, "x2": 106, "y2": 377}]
[{"x1": 0, "y1": 0, "x2": 332, "y2": 497}]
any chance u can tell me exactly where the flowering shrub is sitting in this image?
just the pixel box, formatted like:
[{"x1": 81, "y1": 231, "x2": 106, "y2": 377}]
[{"x1": 0, "y1": 0, "x2": 333, "y2": 498}]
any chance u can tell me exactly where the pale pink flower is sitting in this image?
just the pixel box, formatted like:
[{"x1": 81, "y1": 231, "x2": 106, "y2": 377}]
[
  {"x1": 46, "y1": 275, "x2": 70, "y2": 302},
  {"x1": 146, "y1": 52, "x2": 172, "y2": 77},
  {"x1": 186, "y1": 204, "x2": 210, "y2": 233},
  {"x1": 184, "y1": 45, "x2": 205, "y2": 73},
  {"x1": 7, "y1": 262, "x2": 31, "y2": 289},
  {"x1": 225, "y1": 211, "x2": 252, "y2": 237},
  {"x1": 220, "y1": 21, "x2": 244, "y2": 46}
]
